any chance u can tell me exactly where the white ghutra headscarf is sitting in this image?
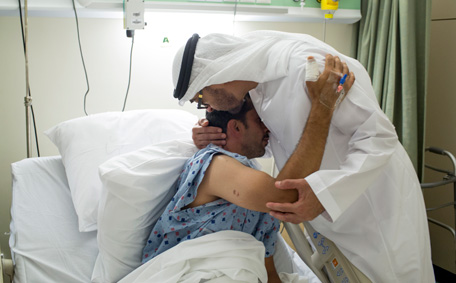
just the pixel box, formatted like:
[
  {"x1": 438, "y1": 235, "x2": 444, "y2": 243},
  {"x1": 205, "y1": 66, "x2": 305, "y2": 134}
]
[{"x1": 172, "y1": 30, "x2": 339, "y2": 106}]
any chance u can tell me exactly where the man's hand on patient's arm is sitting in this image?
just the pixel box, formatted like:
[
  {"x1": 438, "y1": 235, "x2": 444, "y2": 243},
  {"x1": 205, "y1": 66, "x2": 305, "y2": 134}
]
[
  {"x1": 192, "y1": 118, "x2": 226, "y2": 149},
  {"x1": 267, "y1": 179, "x2": 324, "y2": 223}
]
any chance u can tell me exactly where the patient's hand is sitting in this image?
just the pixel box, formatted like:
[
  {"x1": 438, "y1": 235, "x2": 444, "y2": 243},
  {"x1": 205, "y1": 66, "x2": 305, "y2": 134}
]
[
  {"x1": 192, "y1": 118, "x2": 226, "y2": 149},
  {"x1": 306, "y1": 54, "x2": 355, "y2": 109}
]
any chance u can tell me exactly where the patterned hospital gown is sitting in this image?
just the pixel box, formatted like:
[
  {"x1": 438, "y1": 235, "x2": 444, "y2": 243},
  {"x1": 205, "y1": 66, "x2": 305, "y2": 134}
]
[{"x1": 142, "y1": 144, "x2": 280, "y2": 263}]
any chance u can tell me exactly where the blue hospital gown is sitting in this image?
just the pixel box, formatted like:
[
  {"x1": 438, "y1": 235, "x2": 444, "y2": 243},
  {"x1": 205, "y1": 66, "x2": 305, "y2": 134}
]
[{"x1": 142, "y1": 144, "x2": 280, "y2": 263}]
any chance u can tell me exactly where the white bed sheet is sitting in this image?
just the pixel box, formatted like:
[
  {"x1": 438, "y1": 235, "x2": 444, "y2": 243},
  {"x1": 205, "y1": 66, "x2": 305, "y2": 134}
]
[
  {"x1": 119, "y1": 230, "x2": 318, "y2": 283},
  {"x1": 119, "y1": 231, "x2": 268, "y2": 283},
  {"x1": 10, "y1": 156, "x2": 98, "y2": 283},
  {"x1": 9, "y1": 156, "x2": 321, "y2": 283}
]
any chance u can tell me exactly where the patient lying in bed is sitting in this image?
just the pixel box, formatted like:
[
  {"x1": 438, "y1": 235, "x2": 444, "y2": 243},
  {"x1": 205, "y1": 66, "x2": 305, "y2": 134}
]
[{"x1": 142, "y1": 95, "x2": 334, "y2": 282}]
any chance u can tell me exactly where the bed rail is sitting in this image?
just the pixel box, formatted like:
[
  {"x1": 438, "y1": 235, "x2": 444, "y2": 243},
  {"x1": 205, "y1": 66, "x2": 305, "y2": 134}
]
[
  {"x1": 1, "y1": 248, "x2": 14, "y2": 283},
  {"x1": 284, "y1": 222, "x2": 371, "y2": 283}
]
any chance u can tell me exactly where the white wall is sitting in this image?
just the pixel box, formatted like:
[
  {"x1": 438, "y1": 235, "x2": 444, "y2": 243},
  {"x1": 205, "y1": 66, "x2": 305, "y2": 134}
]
[{"x1": 0, "y1": 11, "x2": 356, "y2": 259}]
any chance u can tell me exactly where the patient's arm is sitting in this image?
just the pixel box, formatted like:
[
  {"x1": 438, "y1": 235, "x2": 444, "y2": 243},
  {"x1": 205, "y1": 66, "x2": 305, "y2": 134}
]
[
  {"x1": 196, "y1": 100, "x2": 332, "y2": 213},
  {"x1": 193, "y1": 55, "x2": 354, "y2": 213},
  {"x1": 266, "y1": 256, "x2": 281, "y2": 283}
]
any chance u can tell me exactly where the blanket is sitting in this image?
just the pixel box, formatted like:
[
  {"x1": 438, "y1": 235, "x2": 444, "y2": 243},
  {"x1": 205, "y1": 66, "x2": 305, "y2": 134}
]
[
  {"x1": 119, "y1": 231, "x2": 267, "y2": 283},
  {"x1": 119, "y1": 230, "x2": 312, "y2": 283}
]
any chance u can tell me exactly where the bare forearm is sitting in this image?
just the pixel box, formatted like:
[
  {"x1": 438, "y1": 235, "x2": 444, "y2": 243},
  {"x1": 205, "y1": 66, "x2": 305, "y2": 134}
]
[
  {"x1": 276, "y1": 102, "x2": 332, "y2": 181},
  {"x1": 275, "y1": 54, "x2": 350, "y2": 181}
]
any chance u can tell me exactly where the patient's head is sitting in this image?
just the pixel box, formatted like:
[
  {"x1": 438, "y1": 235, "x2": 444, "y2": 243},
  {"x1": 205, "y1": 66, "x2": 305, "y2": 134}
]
[{"x1": 206, "y1": 95, "x2": 270, "y2": 159}]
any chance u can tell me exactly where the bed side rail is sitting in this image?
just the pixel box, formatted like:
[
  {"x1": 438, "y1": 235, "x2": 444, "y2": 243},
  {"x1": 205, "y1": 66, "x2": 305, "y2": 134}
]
[
  {"x1": 1, "y1": 249, "x2": 14, "y2": 283},
  {"x1": 284, "y1": 222, "x2": 371, "y2": 283}
]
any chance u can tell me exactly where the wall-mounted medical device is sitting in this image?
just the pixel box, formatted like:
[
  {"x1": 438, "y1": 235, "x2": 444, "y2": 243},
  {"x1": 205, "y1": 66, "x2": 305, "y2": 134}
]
[
  {"x1": 124, "y1": 0, "x2": 145, "y2": 30},
  {"x1": 0, "y1": 0, "x2": 360, "y2": 24},
  {"x1": 320, "y1": 0, "x2": 339, "y2": 19}
]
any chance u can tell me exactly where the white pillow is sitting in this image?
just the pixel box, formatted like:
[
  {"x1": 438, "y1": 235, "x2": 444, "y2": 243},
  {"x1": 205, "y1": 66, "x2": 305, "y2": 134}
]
[
  {"x1": 92, "y1": 139, "x2": 198, "y2": 283},
  {"x1": 45, "y1": 109, "x2": 198, "y2": 232}
]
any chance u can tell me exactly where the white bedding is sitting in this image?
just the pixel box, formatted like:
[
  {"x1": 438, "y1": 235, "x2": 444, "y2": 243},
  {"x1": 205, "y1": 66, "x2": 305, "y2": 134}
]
[
  {"x1": 9, "y1": 156, "x2": 321, "y2": 283},
  {"x1": 10, "y1": 156, "x2": 98, "y2": 283},
  {"x1": 119, "y1": 230, "x2": 316, "y2": 283},
  {"x1": 119, "y1": 231, "x2": 268, "y2": 283}
]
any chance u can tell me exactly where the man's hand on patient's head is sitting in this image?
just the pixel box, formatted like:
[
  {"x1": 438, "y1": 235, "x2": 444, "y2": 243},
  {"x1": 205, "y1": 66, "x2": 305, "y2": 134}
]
[{"x1": 192, "y1": 118, "x2": 226, "y2": 149}]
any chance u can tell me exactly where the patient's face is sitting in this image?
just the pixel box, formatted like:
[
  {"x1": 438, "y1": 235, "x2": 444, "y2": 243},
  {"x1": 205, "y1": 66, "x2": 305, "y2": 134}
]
[{"x1": 240, "y1": 109, "x2": 270, "y2": 159}]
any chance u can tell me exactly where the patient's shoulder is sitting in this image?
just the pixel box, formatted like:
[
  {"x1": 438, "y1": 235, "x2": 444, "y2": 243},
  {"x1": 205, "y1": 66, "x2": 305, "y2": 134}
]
[
  {"x1": 211, "y1": 153, "x2": 244, "y2": 168},
  {"x1": 212, "y1": 153, "x2": 232, "y2": 161}
]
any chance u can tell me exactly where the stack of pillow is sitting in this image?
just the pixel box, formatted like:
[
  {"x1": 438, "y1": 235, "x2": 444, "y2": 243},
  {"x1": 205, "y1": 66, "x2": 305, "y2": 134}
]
[{"x1": 45, "y1": 109, "x2": 199, "y2": 282}]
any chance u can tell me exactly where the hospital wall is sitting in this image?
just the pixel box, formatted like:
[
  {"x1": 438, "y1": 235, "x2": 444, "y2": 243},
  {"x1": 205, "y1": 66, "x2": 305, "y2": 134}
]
[
  {"x1": 0, "y1": 14, "x2": 356, "y2": 260},
  {"x1": 423, "y1": 0, "x2": 456, "y2": 275}
]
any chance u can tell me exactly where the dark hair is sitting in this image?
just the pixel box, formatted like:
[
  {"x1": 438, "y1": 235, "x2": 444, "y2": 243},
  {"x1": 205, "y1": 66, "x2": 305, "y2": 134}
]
[{"x1": 206, "y1": 94, "x2": 254, "y2": 133}]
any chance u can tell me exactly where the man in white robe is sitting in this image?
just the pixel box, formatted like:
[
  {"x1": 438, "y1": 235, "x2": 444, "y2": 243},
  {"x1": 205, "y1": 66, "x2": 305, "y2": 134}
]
[{"x1": 171, "y1": 31, "x2": 434, "y2": 283}]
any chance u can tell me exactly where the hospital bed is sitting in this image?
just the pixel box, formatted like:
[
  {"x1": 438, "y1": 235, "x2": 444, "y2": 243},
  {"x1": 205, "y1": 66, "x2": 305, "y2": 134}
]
[{"x1": 3, "y1": 109, "x2": 367, "y2": 283}]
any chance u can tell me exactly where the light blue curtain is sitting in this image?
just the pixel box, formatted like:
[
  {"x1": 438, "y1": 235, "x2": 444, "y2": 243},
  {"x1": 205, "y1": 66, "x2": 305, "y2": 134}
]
[{"x1": 355, "y1": 0, "x2": 431, "y2": 179}]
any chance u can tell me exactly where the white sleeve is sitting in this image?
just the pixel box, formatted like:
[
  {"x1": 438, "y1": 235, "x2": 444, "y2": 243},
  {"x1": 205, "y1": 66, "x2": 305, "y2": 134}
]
[{"x1": 305, "y1": 80, "x2": 399, "y2": 223}]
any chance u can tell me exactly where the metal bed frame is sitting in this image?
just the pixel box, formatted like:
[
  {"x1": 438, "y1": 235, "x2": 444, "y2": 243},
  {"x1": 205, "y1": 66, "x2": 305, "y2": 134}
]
[{"x1": 421, "y1": 146, "x2": 456, "y2": 272}]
